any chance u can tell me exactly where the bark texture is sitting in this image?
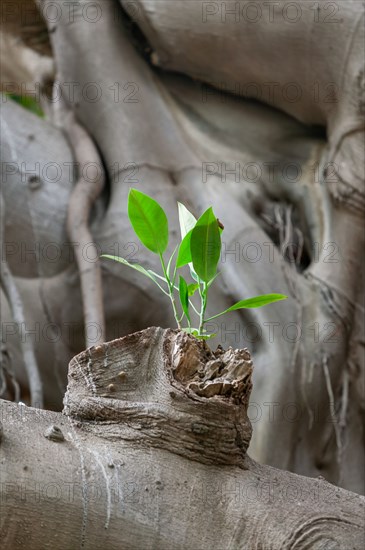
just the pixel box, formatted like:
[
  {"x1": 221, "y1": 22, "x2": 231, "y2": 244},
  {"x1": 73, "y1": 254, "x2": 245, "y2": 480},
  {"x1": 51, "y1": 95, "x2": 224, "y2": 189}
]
[
  {"x1": 0, "y1": 0, "x2": 364, "y2": 496},
  {"x1": 1, "y1": 328, "x2": 364, "y2": 549}
]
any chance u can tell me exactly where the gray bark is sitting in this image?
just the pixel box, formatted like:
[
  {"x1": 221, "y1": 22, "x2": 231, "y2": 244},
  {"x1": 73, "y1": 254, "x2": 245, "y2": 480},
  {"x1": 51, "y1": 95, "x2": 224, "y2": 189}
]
[{"x1": 1, "y1": 328, "x2": 364, "y2": 549}]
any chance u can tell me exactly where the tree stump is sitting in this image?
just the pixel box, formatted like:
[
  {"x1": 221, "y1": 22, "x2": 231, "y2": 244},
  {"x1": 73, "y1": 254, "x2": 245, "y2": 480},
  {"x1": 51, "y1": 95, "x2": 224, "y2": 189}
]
[{"x1": 1, "y1": 328, "x2": 364, "y2": 549}]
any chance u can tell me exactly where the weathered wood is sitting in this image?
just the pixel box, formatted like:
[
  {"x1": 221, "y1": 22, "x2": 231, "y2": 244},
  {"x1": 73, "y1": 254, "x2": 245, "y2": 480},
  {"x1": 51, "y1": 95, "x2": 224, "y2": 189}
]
[
  {"x1": 64, "y1": 327, "x2": 253, "y2": 467},
  {"x1": 1, "y1": 329, "x2": 364, "y2": 549}
]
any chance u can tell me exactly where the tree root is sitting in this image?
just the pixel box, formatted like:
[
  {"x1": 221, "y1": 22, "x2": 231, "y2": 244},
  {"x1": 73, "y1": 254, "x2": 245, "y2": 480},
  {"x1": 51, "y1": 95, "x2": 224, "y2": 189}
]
[
  {"x1": 0, "y1": 193, "x2": 43, "y2": 407},
  {"x1": 64, "y1": 110, "x2": 106, "y2": 348}
]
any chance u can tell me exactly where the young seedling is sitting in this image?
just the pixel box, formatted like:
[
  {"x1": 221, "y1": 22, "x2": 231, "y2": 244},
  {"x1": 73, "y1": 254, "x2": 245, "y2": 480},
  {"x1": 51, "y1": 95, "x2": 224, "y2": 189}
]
[{"x1": 102, "y1": 189, "x2": 287, "y2": 340}]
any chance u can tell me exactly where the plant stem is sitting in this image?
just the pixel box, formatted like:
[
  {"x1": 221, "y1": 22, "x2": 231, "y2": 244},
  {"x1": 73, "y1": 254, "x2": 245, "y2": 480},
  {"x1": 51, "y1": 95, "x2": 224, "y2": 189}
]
[
  {"x1": 159, "y1": 253, "x2": 181, "y2": 329},
  {"x1": 198, "y1": 282, "x2": 208, "y2": 336},
  {"x1": 152, "y1": 269, "x2": 199, "y2": 316}
]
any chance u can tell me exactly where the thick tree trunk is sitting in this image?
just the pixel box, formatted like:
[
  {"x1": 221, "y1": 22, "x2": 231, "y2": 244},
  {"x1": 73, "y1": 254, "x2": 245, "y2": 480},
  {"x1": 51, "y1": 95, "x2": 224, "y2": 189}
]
[{"x1": 1, "y1": 328, "x2": 364, "y2": 549}]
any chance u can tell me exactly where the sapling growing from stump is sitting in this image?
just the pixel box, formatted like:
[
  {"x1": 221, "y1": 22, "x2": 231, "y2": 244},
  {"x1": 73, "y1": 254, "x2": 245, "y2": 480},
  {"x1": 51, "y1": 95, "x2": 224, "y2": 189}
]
[{"x1": 102, "y1": 189, "x2": 287, "y2": 340}]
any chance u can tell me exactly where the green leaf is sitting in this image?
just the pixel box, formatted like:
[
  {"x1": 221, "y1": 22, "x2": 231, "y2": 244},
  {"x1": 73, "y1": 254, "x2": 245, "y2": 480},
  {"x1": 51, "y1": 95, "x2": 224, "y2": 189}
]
[
  {"x1": 101, "y1": 255, "x2": 168, "y2": 295},
  {"x1": 176, "y1": 229, "x2": 200, "y2": 282},
  {"x1": 178, "y1": 202, "x2": 196, "y2": 238},
  {"x1": 199, "y1": 333, "x2": 217, "y2": 341},
  {"x1": 8, "y1": 93, "x2": 44, "y2": 118},
  {"x1": 225, "y1": 294, "x2": 287, "y2": 310},
  {"x1": 206, "y1": 293, "x2": 288, "y2": 321},
  {"x1": 187, "y1": 283, "x2": 199, "y2": 297},
  {"x1": 190, "y1": 207, "x2": 221, "y2": 283},
  {"x1": 179, "y1": 276, "x2": 190, "y2": 323},
  {"x1": 128, "y1": 189, "x2": 168, "y2": 254},
  {"x1": 181, "y1": 327, "x2": 199, "y2": 336},
  {"x1": 176, "y1": 229, "x2": 193, "y2": 268},
  {"x1": 181, "y1": 328, "x2": 216, "y2": 340}
]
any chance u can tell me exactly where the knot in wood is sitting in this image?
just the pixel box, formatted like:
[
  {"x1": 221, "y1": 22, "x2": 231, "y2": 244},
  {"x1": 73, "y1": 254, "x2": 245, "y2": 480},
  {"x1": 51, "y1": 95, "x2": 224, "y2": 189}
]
[{"x1": 44, "y1": 425, "x2": 65, "y2": 442}]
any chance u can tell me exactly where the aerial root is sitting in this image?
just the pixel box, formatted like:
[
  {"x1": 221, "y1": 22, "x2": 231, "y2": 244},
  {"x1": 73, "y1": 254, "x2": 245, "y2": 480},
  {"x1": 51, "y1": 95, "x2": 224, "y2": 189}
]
[{"x1": 0, "y1": 193, "x2": 43, "y2": 407}]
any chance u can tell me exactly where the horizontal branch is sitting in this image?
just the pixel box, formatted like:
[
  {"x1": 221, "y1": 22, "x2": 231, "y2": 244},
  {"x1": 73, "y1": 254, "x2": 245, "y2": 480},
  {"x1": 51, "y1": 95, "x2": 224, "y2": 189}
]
[{"x1": 0, "y1": 328, "x2": 364, "y2": 548}]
